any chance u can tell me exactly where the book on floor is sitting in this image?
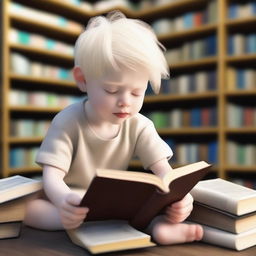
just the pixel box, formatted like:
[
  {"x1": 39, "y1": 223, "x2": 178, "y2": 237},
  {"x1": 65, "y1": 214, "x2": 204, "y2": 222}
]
[
  {"x1": 0, "y1": 222, "x2": 22, "y2": 240},
  {"x1": 192, "y1": 222, "x2": 256, "y2": 251},
  {"x1": 0, "y1": 175, "x2": 42, "y2": 203},
  {"x1": 67, "y1": 220, "x2": 155, "y2": 254},
  {"x1": 190, "y1": 178, "x2": 256, "y2": 216},
  {"x1": 80, "y1": 161, "x2": 210, "y2": 230},
  {"x1": 188, "y1": 201, "x2": 256, "y2": 234}
]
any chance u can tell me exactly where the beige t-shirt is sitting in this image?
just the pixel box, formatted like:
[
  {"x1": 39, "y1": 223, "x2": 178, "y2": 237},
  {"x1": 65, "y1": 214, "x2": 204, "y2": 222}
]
[{"x1": 36, "y1": 99, "x2": 173, "y2": 189}]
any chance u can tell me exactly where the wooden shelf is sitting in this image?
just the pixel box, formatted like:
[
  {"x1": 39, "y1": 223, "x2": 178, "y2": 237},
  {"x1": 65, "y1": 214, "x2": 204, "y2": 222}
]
[
  {"x1": 226, "y1": 54, "x2": 256, "y2": 63},
  {"x1": 225, "y1": 166, "x2": 256, "y2": 172},
  {"x1": 10, "y1": 14, "x2": 81, "y2": 40},
  {"x1": 225, "y1": 128, "x2": 256, "y2": 134},
  {"x1": 158, "y1": 127, "x2": 218, "y2": 135},
  {"x1": 9, "y1": 43, "x2": 74, "y2": 62},
  {"x1": 145, "y1": 91, "x2": 218, "y2": 103},
  {"x1": 169, "y1": 57, "x2": 218, "y2": 69},
  {"x1": 158, "y1": 23, "x2": 217, "y2": 42},
  {"x1": 10, "y1": 73, "x2": 76, "y2": 88},
  {"x1": 8, "y1": 137, "x2": 43, "y2": 144},
  {"x1": 9, "y1": 166, "x2": 42, "y2": 175},
  {"x1": 9, "y1": 105, "x2": 63, "y2": 113},
  {"x1": 1, "y1": 0, "x2": 255, "y2": 182}
]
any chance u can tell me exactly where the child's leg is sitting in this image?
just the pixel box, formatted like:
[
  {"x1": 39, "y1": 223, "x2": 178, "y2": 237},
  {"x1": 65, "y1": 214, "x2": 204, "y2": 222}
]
[
  {"x1": 147, "y1": 215, "x2": 203, "y2": 245},
  {"x1": 24, "y1": 198, "x2": 64, "y2": 230}
]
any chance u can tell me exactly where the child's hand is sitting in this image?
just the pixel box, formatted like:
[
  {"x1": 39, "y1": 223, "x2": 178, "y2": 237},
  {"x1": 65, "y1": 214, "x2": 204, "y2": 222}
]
[
  {"x1": 59, "y1": 193, "x2": 89, "y2": 230},
  {"x1": 164, "y1": 193, "x2": 193, "y2": 224}
]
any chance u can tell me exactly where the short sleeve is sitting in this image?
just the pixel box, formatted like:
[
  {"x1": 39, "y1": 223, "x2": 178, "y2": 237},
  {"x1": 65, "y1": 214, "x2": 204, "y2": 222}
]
[
  {"x1": 134, "y1": 120, "x2": 173, "y2": 169},
  {"x1": 35, "y1": 115, "x2": 74, "y2": 172}
]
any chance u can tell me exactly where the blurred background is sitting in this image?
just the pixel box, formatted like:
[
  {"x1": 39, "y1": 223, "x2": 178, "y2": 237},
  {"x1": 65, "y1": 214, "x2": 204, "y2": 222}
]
[{"x1": 0, "y1": 0, "x2": 256, "y2": 188}]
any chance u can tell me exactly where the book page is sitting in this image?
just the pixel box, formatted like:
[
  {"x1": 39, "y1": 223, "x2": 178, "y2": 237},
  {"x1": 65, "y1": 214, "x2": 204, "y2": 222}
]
[
  {"x1": 0, "y1": 176, "x2": 36, "y2": 192},
  {"x1": 74, "y1": 220, "x2": 149, "y2": 246}
]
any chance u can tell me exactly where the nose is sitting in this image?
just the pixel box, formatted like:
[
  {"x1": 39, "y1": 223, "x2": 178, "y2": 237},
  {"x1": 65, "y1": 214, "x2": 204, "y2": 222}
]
[{"x1": 117, "y1": 92, "x2": 131, "y2": 107}]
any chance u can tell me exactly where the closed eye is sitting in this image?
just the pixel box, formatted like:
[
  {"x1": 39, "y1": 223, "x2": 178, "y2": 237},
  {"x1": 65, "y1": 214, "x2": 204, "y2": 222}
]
[{"x1": 104, "y1": 89, "x2": 118, "y2": 94}]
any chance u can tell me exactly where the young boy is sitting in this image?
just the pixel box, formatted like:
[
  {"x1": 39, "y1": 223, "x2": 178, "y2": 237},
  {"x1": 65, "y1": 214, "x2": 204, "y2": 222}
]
[{"x1": 24, "y1": 11, "x2": 203, "y2": 245}]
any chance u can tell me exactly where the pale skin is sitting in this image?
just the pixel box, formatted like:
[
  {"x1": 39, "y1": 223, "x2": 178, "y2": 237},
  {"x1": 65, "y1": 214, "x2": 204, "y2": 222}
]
[{"x1": 24, "y1": 66, "x2": 203, "y2": 244}]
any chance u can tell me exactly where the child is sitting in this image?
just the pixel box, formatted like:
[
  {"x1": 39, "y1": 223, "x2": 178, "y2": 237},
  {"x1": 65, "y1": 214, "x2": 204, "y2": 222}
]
[{"x1": 24, "y1": 11, "x2": 203, "y2": 245}]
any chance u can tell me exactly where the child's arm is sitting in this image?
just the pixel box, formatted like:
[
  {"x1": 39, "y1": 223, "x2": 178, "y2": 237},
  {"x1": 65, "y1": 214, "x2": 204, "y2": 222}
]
[
  {"x1": 43, "y1": 165, "x2": 89, "y2": 229},
  {"x1": 149, "y1": 159, "x2": 193, "y2": 223}
]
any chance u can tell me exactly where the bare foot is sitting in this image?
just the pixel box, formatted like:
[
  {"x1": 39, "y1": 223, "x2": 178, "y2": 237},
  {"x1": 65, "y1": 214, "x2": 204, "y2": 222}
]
[{"x1": 152, "y1": 221, "x2": 203, "y2": 245}]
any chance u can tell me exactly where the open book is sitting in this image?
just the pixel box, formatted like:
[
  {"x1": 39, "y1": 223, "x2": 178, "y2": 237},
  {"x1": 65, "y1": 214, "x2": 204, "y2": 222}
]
[
  {"x1": 67, "y1": 220, "x2": 155, "y2": 254},
  {"x1": 79, "y1": 161, "x2": 210, "y2": 230},
  {"x1": 67, "y1": 161, "x2": 210, "y2": 253}
]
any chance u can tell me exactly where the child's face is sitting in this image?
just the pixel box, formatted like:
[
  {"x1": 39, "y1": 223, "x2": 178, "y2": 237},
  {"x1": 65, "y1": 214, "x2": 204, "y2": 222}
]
[{"x1": 86, "y1": 66, "x2": 149, "y2": 125}]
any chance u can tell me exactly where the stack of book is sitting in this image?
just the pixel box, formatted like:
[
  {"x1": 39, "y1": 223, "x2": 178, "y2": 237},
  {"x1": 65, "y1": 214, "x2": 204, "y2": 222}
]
[
  {"x1": 0, "y1": 176, "x2": 42, "y2": 239},
  {"x1": 188, "y1": 178, "x2": 256, "y2": 251}
]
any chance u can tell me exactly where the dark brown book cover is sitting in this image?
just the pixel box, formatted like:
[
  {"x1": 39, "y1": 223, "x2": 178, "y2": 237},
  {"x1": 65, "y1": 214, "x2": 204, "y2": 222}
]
[{"x1": 80, "y1": 163, "x2": 210, "y2": 230}]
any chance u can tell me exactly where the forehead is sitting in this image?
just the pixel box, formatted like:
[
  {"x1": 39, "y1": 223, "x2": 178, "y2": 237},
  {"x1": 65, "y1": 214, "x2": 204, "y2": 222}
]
[{"x1": 101, "y1": 66, "x2": 149, "y2": 88}]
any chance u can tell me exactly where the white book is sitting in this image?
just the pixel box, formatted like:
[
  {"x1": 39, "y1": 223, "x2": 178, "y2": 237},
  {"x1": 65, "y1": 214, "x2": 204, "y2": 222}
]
[
  {"x1": 67, "y1": 220, "x2": 155, "y2": 254},
  {"x1": 199, "y1": 223, "x2": 256, "y2": 251},
  {"x1": 190, "y1": 178, "x2": 256, "y2": 216},
  {"x1": 233, "y1": 34, "x2": 245, "y2": 55},
  {"x1": 0, "y1": 175, "x2": 42, "y2": 204}
]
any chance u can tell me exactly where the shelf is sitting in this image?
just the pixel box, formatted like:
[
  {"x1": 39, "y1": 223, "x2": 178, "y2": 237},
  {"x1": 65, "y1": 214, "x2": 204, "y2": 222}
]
[
  {"x1": 158, "y1": 127, "x2": 218, "y2": 135},
  {"x1": 226, "y1": 54, "x2": 256, "y2": 63},
  {"x1": 1, "y1": 0, "x2": 255, "y2": 181},
  {"x1": 8, "y1": 166, "x2": 42, "y2": 175},
  {"x1": 8, "y1": 137, "x2": 43, "y2": 144},
  {"x1": 225, "y1": 90, "x2": 256, "y2": 97},
  {"x1": 138, "y1": 0, "x2": 208, "y2": 20},
  {"x1": 144, "y1": 91, "x2": 218, "y2": 103},
  {"x1": 10, "y1": 14, "x2": 81, "y2": 42},
  {"x1": 225, "y1": 128, "x2": 256, "y2": 134},
  {"x1": 9, "y1": 43, "x2": 74, "y2": 63},
  {"x1": 225, "y1": 166, "x2": 256, "y2": 172},
  {"x1": 158, "y1": 23, "x2": 217, "y2": 42},
  {"x1": 169, "y1": 57, "x2": 218, "y2": 70},
  {"x1": 226, "y1": 16, "x2": 256, "y2": 28},
  {"x1": 10, "y1": 73, "x2": 76, "y2": 88},
  {"x1": 9, "y1": 106, "x2": 63, "y2": 113}
]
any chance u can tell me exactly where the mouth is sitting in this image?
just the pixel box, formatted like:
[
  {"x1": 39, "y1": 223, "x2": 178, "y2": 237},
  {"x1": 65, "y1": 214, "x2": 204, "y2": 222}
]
[{"x1": 113, "y1": 113, "x2": 130, "y2": 118}]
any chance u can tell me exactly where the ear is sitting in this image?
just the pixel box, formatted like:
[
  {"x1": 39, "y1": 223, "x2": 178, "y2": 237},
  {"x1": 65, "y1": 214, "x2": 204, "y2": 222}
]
[{"x1": 73, "y1": 66, "x2": 87, "y2": 92}]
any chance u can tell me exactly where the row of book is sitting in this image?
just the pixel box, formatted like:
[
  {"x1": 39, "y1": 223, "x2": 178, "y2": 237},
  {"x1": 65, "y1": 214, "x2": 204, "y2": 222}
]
[
  {"x1": 227, "y1": 103, "x2": 256, "y2": 127},
  {"x1": 9, "y1": 90, "x2": 84, "y2": 108},
  {"x1": 227, "y1": 67, "x2": 256, "y2": 91},
  {"x1": 228, "y1": 1, "x2": 256, "y2": 19},
  {"x1": 165, "y1": 35, "x2": 217, "y2": 64},
  {"x1": 227, "y1": 141, "x2": 256, "y2": 166},
  {"x1": 11, "y1": 53, "x2": 73, "y2": 81},
  {"x1": 188, "y1": 178, "x2": 256, "y2": 251},
  {"x1": 165, "y1": 140, "x2": 218, "y2": 165},
  {"x1": 9, "y1": 29, "x2": 73, "y2": 56},
  {"x1": 162, "y1": 70, "x2": 217, "y2": 94},
  {"x1": 0, "y1": 176, "x2": 42, "y2": 240},
  {"x1": 147, "y1": 107, "x2": 217, "y2": 129},
  {"x1": 228, "y1": 33, "x2": 256, "y2": 56},
  {"x1": 9, "y1": 3, "x2": 83, "y2": 32},
  {"x1": 152, "y1": 0, "x2": 216, "y2": 35},
  {"x1": 9, "y1": 147, "x2": 39, "y2": 168},
  {"x1": 66, "y1": 0, "x2": 182, "y2": 12},
  {"x1": 10, "y1": 119, "x2": 51, "y2": 138}
]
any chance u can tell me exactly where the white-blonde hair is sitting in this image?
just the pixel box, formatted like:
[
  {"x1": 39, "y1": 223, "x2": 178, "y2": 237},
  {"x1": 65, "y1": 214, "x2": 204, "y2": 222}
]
[{"x1": 74, "y1": 11, "x2": 169, "y2": 94}]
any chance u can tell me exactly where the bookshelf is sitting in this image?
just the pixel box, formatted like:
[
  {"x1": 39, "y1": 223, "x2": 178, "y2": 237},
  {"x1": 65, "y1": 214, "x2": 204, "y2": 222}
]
[{"x1": 0, "y1": 0, "x2": 255, "y2": 186}]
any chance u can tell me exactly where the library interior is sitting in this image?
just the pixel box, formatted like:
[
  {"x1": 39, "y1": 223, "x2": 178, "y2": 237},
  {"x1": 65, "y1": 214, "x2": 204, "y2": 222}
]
[
  {"x1": 1, "y1": 0, "x2": 256, "y2": 186},
  {"x1": 0, "y1": 0, "x2": 256, "y2": 255}
]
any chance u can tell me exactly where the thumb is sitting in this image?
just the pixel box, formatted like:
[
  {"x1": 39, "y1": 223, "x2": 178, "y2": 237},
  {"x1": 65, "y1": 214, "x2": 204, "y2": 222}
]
[{"x1": 66, "y1": 193, "x2": 82, "y2": 206}]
